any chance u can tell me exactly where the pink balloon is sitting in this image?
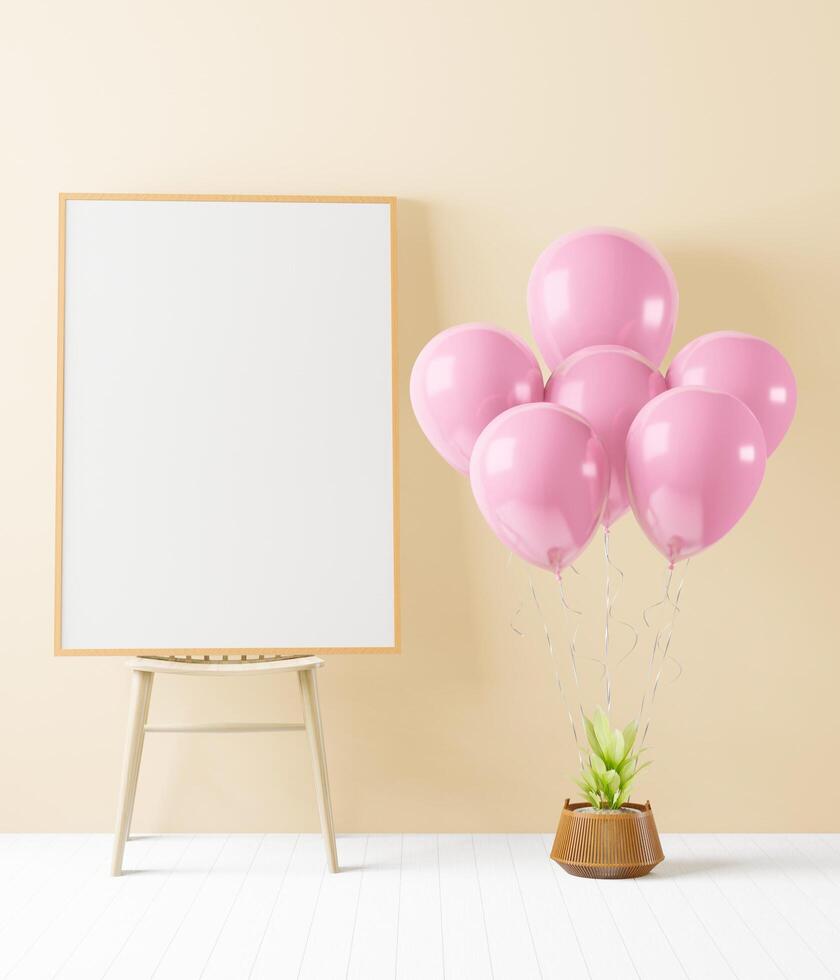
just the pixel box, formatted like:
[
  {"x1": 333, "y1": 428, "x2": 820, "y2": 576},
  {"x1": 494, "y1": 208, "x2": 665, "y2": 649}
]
[
  {"x1": 410, "y1": 323, "x2": 544, "y2": 474},
  {"x1": 527, "y1": 228, "x2": 678, "y2": 370},
  {"x1": 666, "y1": 331, "x2": 796, "y2": 455},
  {"x1": 470, "y1": 403, "x2": 609, "y2": 574},
  {"x1": 545, "y1": 345, "x2": 667, "y2": 528},
  {"x1": 626, "y1": 388, "x2": 767, "y2": 564}
]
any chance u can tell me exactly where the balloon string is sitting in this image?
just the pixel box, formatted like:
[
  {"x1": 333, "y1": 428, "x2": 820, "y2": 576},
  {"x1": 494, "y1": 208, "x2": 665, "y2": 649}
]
[
  {"x1": 506, "y1": 551, "x2": 526, "y2": 637},
  {"x1": 607, "y1": 540, "x2": 640, "y2": 671},
  {"x1": 637, "y1": 565, "x2": 673, "y2": 733},
  {"x1": 601, "y1": 530, "x2": 639, "y2": 712},
  {"x1": 529, "y1": 578, "x2": 584, "y2": 768},
  {"x1": 642, "y1": 565, "x2": 673, "y2": 629},
  {"x1": 643, "y1": 563, "x2": 689, "y2": 745},
  {"x1": 506, "y1": 555, "x2": 601, "y2": 769},
  {"x1": 507, "y1": 554, "x2": 600, "y2": 677},
  {"x1": 639, "y1": 561, "x2": 690, "y2": 749},
  {"x1": 603, "y1": 528, "x2": 613, "y2": 716},
  {"x1": 557, "y1": 576, "x2": 582, "y2": 689},
  {"x1": 557, "y1": 575, "x2": 589, "y2": 746},
  {"x1": 509, "y1": 601, "x2": 526, "y2": 638}
]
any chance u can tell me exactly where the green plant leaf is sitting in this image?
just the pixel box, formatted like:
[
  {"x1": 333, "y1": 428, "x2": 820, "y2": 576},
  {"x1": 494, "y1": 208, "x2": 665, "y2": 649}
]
[
  {"x1": 579, "y1": 770, "x2": 597, "y2": 792},
  {"x1": 578, "y1": 783, "x2": 599, "y2": 807},
  {"x1": 593, "y1": 708, "x2": 613, "y2": 759},
  {"x1": 621, "y1": 722, "x2": 638, "y2": 758},
  {"x1": 618, "y1": 757, "x2": 637, "y2": 781},
  {"x1": 611, "y1": 730, "x2": 625, "y2": 766},
  {"x1": 583, "y1": 717, "x2": 603, "y2": 760},
  {"x1": 574, "y1": 713, "x2": 653, "y2": 810}
]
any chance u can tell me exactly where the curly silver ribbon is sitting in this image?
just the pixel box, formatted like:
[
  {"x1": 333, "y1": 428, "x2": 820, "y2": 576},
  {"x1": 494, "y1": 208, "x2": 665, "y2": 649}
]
[
  {"x1": 637, "y1": 565, "x2": 673, "y2": 734},
  {"x1": 603, "y1": 530, "x2": 614, "y2": 715},
  {"x1": 557, "y1": 575, "x2": 583, "y2": 691},
  {"x1": 556, "y1": 572, "x2": 605, "y2": 758},
  {"x1": 506, "y1": 551, "x2": 527, "y2": 637},
  {"x1": 506, "y1": 555, "x2": 614, "y2": 771},
  {"x1": 638, "y1": 561, "x2": 689, "y2": 749},
  {"x1": 602, "y1": 528, "x2": 639, "y2": 713},
  {"x1": 529, "y1": 577, "x2": 584, "y2": 768},
  {"x1": 507, "y1": 554, "x2": 599, "y2": 681}
]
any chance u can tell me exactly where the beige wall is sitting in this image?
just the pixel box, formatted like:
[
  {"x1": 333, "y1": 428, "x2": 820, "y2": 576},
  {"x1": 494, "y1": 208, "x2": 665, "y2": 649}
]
[{"x1": 2, "y1": 0, "x2": 838, "y2": 832}]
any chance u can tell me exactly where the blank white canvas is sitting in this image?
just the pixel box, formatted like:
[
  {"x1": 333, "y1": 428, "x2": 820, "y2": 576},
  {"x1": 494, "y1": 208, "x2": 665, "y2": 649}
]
[{"x1": 60, "y1": 198, "x2": 395, "y2": 650}]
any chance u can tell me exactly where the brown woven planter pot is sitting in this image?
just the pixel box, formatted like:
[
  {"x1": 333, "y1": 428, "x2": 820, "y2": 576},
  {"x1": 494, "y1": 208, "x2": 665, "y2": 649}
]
[{"x1": 550, "y1": 799, "x2": 664, "y2": 879}]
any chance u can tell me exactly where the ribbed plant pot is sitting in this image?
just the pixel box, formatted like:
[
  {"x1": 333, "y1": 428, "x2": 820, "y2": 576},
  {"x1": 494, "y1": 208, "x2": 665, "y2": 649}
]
[{"x1": 550, "y1": 799, "x2": 664, "y2": 879}]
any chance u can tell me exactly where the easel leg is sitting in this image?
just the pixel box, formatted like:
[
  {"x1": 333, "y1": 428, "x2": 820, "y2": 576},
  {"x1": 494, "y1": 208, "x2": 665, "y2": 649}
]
[
  {"x1": 299, "y1": 668, "x2": 338, "y2": 873},
  {"x1": 125, "y1": 671, "x2": 154, "y2": 840},
  {"x1": 111, "y1": 669, "x2": 153, "y2": 876}
]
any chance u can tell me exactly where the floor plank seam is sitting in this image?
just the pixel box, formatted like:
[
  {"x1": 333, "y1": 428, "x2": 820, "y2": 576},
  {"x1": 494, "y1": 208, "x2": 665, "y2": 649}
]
[
  {"x1": 198, "y1": 833, "x2": 266, "y2": 979},
  {"x1": 470, "y1": 834, "x2": 496, "y2": 980},
  {"x1": 246, "y1": 833, "x2": 300, "y2": 979},
  {"x1": 99, "y1": 835, "x2": 197, "y2": 980}
]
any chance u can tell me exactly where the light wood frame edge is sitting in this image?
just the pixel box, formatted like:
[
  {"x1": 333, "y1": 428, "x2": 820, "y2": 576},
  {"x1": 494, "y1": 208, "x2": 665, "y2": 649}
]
[{"x1": 54, "y1": 193, "x2": 400, "y2": 656}]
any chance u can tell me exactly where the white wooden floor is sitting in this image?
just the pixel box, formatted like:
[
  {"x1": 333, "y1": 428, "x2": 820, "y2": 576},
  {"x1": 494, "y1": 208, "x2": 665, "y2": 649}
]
[{"x1": 1, "y1": 834, "x2": 839, "y2": 979}]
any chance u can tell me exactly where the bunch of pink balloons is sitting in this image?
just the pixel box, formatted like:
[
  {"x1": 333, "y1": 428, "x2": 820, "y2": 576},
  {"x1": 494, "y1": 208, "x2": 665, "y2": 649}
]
[{"x1": 410, "y1": 228, "x2": 796, "y2": 575}]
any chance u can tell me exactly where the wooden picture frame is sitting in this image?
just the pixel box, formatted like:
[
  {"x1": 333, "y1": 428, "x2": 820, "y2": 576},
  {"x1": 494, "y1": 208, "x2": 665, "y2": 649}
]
[{"x1": 55, "y1": 194, "x2": 399, "y2": 656}]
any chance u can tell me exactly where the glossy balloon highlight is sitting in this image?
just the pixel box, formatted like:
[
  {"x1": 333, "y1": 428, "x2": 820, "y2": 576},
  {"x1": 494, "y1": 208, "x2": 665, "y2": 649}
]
[
  {"x1": 545, "y1": 345, "x2": 666, "y2": 527},
  {"x1": 625, "y1": 388, "x2": 767, "y2": 564},
  {"x1": 528, "y1": 228, "x2": 678, "y2": 370},
  {"x1": 666, "y1": 331, "x2": 796, "y2": 455},
  {"x1": 410, "y1": 323, "x2": 544, "y2": 474},
  {"x1": 469, "y1": 403, "x2": 609, "y2": 574}
]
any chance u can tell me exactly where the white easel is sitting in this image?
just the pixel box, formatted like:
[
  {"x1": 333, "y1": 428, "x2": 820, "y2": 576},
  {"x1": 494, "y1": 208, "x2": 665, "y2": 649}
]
[{"x1": 111, "y1": 655, "x2": 338, "y2": 875}]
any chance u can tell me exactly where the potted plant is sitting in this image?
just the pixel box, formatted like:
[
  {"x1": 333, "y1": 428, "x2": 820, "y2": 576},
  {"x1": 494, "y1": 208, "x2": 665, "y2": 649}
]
[{"x1": 550, "y1": 708, "x2": 664, "y2": 878}]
